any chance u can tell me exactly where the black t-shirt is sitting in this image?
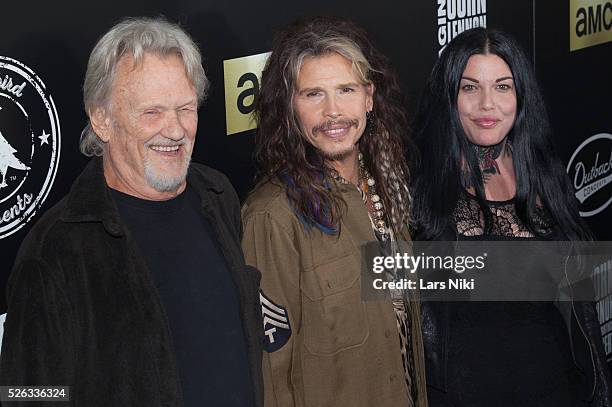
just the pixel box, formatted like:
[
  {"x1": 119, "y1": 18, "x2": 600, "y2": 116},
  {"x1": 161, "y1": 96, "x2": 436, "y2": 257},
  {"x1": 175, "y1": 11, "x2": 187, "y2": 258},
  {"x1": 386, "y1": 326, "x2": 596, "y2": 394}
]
[{"x1": 111, "y1": 186, "x2": 254, "y2": 407}]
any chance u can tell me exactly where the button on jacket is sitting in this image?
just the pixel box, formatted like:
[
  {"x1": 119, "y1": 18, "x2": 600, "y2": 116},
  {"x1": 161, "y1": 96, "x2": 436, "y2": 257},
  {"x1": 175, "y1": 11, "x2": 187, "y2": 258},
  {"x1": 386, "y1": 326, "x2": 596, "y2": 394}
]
[
  {"x1": 0, "y1": 157, "x2": 264, "y2": 407},
  {"x1": 242, "y1": 179, "x2": 427, "y2": 407}
]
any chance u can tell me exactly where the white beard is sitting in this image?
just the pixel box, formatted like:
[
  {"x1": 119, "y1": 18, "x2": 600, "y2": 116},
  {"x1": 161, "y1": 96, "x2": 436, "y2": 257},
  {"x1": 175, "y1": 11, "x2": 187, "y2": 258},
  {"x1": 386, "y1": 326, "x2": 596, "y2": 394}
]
[{"x1": 143, "y1": 154, "x2": 191, "y2": 193}]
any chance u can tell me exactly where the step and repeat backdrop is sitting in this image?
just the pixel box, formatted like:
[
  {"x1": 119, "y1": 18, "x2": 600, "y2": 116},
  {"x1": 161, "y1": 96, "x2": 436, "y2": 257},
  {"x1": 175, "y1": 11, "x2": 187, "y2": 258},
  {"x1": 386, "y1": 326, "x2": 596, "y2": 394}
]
[{"x1": 0, "y1": 1, "x2": 611, "y2": 356}]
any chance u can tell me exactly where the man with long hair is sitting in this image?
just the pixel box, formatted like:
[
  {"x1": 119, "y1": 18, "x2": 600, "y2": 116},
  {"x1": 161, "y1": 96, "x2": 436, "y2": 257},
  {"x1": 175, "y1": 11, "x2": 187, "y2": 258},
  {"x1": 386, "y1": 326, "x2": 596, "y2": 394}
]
[{"x1": 242, "y1": 16, "x2": 426, "y2": 407}]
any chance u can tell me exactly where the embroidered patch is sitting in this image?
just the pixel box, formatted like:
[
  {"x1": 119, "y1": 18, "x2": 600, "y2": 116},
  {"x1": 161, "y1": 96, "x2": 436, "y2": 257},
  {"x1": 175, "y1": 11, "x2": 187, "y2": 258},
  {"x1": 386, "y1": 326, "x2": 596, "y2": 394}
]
[{"x1": 260, "y1": 291, "x2": 291, "y2": 352}]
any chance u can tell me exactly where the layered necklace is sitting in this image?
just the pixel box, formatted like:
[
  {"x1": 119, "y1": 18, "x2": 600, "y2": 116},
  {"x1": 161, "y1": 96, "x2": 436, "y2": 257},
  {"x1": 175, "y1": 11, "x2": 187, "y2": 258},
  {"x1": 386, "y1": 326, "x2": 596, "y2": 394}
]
[{"x1": 329, "y1": 152, "x2": 388, "y2": 236}]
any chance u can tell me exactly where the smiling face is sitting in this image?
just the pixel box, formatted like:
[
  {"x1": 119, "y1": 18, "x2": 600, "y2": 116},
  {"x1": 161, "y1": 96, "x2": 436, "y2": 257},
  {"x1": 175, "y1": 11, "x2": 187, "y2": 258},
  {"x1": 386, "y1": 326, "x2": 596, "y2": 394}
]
[
  {"x1": 93, "y1": 52, "x2": 198, "y2": 200},
  {"x1": 292, "y1": 53, "x2": 373, "y2": 166},
  {"x1": 457, "y1": 54, "x2": 517, "y2": 147}
]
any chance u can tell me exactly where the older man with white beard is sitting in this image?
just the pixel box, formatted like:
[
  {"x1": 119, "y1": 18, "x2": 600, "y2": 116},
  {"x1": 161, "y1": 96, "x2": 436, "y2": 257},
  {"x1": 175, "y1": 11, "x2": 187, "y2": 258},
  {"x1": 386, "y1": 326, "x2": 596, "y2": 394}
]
[{"x1": 0, "y1": 17, "x2": 263, "y2": 407}]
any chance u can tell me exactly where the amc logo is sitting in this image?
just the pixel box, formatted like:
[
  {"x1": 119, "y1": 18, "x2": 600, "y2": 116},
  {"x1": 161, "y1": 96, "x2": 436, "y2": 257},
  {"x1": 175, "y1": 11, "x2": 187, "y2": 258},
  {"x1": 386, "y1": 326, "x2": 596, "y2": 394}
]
[
  {"x1": 570, "y1": 0, "x2": 612, "y2": 51},
  {"x1": 223, "y1": 52, "x2": 271, "y2": 135}
]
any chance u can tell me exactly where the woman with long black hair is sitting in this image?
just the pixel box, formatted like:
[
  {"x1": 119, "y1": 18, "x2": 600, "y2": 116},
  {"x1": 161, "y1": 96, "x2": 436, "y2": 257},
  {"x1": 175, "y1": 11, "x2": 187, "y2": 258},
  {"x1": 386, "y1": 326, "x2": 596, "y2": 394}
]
[{"x1": 412, "y1": 27, "x2": 611, "y2": 406}]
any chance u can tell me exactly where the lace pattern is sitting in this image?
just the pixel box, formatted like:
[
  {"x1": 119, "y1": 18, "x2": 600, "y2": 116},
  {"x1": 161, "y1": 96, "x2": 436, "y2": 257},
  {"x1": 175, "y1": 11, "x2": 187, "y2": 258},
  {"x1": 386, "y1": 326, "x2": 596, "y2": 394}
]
[{"x1": 452, "y1": 193, "x2": 552, "y2": 238}]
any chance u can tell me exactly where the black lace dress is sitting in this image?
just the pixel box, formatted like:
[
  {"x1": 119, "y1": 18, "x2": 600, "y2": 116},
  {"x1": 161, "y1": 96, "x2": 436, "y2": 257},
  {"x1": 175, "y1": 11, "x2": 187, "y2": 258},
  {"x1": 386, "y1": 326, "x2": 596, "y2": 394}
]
[{"x1": 430, "y1": 192, "x2": 589, "y2": 407}]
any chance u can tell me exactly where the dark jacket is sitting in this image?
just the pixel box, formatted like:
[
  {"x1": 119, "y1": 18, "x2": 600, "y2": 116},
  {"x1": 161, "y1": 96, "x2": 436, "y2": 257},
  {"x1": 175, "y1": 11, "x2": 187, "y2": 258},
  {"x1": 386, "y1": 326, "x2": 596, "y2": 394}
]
[
  {"x1": 420, "y1": 230, "x2": 612, "y2": 406},
  {"x1": 0, "y1": 157, "x2": 264, "y2": 407}
]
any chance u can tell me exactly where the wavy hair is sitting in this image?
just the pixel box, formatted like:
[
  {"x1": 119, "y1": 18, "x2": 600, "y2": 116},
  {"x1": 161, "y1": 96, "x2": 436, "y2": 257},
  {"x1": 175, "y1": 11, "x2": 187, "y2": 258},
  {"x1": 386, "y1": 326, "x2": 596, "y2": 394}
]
[
  {"x1": 411, "y1": 28, "x2": 591, "y2": 241},
  {"x1": 80, "y1": 16, "x2": 209, "y2": 157},
  {"x1": 254, "y1": 16, "x2": 412, "y2": 235}
]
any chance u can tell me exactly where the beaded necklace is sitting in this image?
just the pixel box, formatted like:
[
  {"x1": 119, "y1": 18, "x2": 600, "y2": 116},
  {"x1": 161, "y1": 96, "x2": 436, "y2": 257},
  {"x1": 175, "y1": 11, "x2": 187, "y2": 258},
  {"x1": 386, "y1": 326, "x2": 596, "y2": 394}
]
[{"x1": 329, "y1": 152, "x2": 388, "y2": 235}]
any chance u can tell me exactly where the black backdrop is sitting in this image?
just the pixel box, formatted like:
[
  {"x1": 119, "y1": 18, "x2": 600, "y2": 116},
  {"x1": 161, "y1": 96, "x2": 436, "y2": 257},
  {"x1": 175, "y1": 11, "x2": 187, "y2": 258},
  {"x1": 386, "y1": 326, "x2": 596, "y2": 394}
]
[{"x1": 1, "y1": 0, "x2": 611, "y2": 354}]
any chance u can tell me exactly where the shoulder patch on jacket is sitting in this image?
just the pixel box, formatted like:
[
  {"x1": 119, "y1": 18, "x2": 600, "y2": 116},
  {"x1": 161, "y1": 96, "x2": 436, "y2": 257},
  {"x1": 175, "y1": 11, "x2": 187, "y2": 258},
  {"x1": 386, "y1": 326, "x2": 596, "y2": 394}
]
[{"x1": 260, "y1": 291, "x2": 291, "y2": 352}]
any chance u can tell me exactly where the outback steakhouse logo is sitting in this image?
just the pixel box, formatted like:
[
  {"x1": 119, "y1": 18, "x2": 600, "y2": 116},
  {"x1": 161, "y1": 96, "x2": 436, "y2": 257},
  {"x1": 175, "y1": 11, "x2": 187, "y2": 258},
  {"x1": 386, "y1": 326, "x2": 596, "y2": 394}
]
[{"x1": 567, "y1": 133, "x2": 612, "y2": 217}]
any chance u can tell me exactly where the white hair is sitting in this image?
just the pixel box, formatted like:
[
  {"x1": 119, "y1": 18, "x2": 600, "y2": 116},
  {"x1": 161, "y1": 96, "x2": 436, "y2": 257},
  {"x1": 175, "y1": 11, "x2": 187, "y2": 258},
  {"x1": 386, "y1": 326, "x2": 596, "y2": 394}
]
[{"x1": 80, "y1": 16, "x2": 209, "y2": 157}]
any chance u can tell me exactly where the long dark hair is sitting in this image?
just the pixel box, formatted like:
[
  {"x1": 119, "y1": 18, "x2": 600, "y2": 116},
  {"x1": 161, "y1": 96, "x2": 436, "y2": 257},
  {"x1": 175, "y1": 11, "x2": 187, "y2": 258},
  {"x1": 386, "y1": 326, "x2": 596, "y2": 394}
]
[
  {"x1": 411, "y1": 27, "x2": 591, "y2": 241},
  {"x1": 254, "y1": 16, "x2": 412, "y2": 235}
]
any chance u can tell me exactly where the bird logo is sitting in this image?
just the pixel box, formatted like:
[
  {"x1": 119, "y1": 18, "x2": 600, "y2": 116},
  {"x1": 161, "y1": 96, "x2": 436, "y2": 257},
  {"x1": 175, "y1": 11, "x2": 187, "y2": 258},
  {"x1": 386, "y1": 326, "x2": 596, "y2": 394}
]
[{"x1": 0, "y1": 129, "x2": 30, "y2": 188}]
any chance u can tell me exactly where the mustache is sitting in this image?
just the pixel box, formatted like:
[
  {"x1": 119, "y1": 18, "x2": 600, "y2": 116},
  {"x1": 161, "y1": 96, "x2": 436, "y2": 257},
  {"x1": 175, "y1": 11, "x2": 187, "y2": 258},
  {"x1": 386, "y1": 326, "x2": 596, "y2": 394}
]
[{"x1": 312, "y1": 119, "x2": 359, "y2": 134}]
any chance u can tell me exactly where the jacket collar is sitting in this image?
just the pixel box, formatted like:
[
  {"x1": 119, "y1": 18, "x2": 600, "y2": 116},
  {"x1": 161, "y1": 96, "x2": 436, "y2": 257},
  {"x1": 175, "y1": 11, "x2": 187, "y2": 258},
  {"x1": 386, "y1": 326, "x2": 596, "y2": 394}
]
[
  {"x1": 60, "y1": 157, "x2": 225, "y2": 235},
  {"x1": 185, "y1": 162, "x2": 225, "y2": 196}
]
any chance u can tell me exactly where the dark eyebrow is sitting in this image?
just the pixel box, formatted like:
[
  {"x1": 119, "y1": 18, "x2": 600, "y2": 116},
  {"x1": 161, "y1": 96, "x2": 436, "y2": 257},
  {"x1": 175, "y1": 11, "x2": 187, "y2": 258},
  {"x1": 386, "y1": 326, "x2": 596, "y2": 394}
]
[
  {"x1": 461, "y1": 76, "x2": 479, "y2": 83},
  {"x1": 461, "y1": 76, "x2": 514, "y2": 84},
  {"x1": 297, "y1": 87, "x2": 322, "y2": 96}
]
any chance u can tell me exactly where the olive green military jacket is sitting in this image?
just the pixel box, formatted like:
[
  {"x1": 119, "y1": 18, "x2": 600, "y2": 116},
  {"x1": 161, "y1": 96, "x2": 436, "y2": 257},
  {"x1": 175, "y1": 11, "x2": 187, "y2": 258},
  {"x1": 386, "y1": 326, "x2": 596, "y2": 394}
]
[{"x1": 242, "y1": 179, "x2": 427, "y2": 407}]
